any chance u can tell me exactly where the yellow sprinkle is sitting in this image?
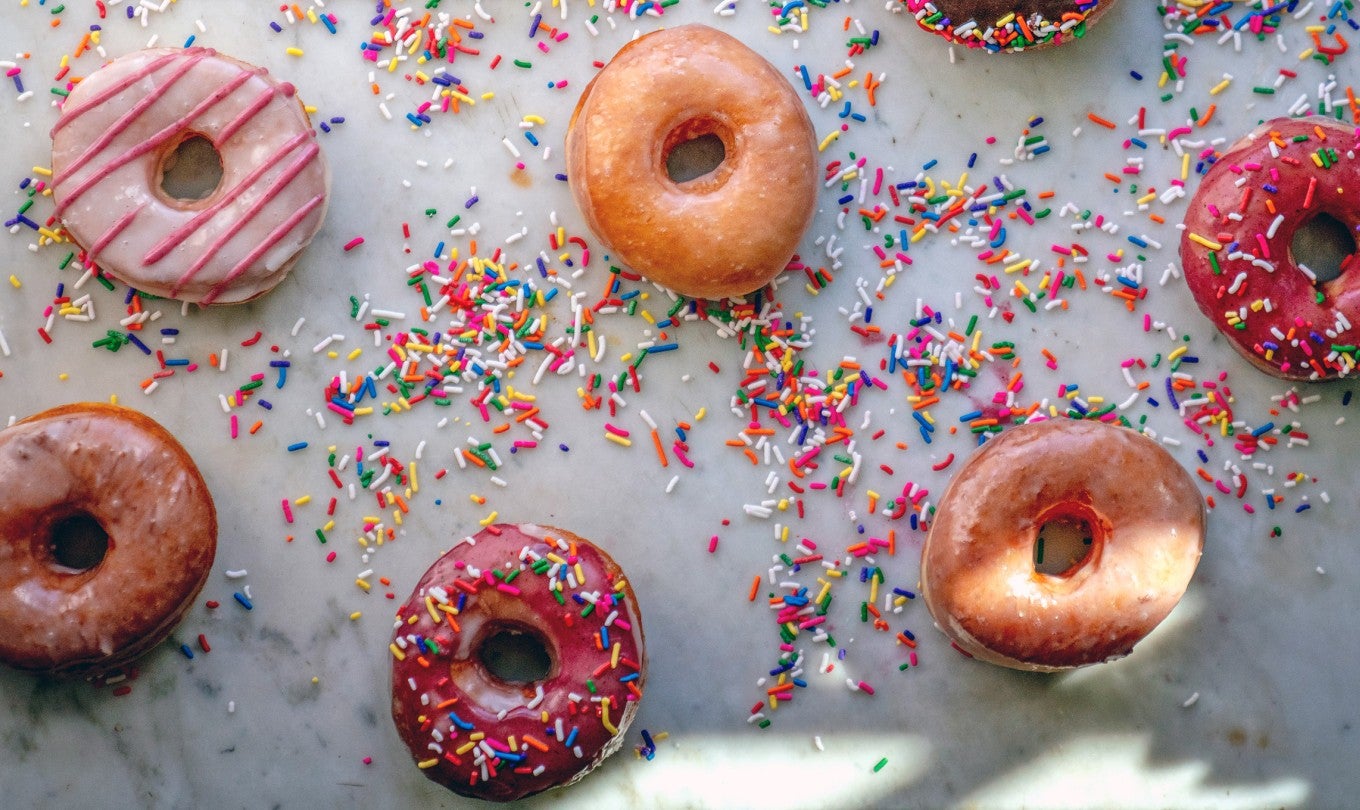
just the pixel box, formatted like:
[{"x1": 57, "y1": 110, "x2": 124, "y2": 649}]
[
  {"x1": 347, "y1": 347, "x2": 363, "y2": 361},
  {"x1": 601, "y1": 701, "x2": 619, "y2": 735},
  {"x1": 1187, "y1": 232, "x2": 1223, "y2": 251},
  {"x1": 285, "y1": 47, "x2": 304, "y2": 57},
  {"x1": 350, "y1": 612, "x2": 362, "y2": 621},
  {"x1": 479, "y1": 510, "x2": 499, "y2": 527},
  {"x1": 294, "y1": 495, "x2": 312, "y2": 506},
  {"x1": 818, "y1": 130, "x2": 841, "y2": 152},
  {"x1": 604, "y1": 432, "x2": 632, "y2": 448},
  {"x1": 426, "y1": 595, "x2": 441, "y2": 624},
  {"x1": 1168, "y1": 346, "x2": 1189, "y2": 361},
  {"x1": 389, "y1": 643, "x2": 406, "y2": 661},
  {"x1": 417, "y1": 758, "x2": 439, "y2": 770},
  {"x1": 356, "y1": 578, "x2": 371, "y2": 591},
  {"x1": 31, "y1": 166, "x2": 52, "y2": 177},
  {"x1": 8, "y1": 275, "x2": 20, "y2": 288},
  {"x1": 523, "y1": 114, "x2": 546, "y2": 125}
]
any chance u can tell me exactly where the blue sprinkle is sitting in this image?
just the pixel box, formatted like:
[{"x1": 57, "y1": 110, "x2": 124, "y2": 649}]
[
  {"x1": 233, "y1": 592, "x2": 253, "y2": 610},
  {"x1": 270, "y1": 21, "x2": 283, "y2": 33},
  {"x1": 180, "y1": 644, "x2": 194, "y2": 660},
  {"x1": 287, "y1": 441, "x2": 309, "y2": 452},
  {"x1": 565, "y1": 727, "x2": 579, "y2": 748},
  {"x1": 1295, "y1": 503, "x2": 1311, "y2": 514}
]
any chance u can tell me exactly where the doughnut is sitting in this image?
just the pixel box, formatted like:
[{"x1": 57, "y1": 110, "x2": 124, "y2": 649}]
[
  {"x1": 0, "y1": 403, "x2": 217, "y2": 676},
  {"x1": 903, "y1": 0, "x2": 1117, "y2": 53},
  {"x1": 50, "y1": 47, "x2": 331, "y2": 305},
  {"x1": 389, "y1": 523, "x2": 646, "y2": 801},
  {"x1": 1180, "y1": 116, "x2": 1360, "y2": 380},
  {"x1": 565, "y1": 24, "x2": 817, "y2": 300},
  {"x1": 920, "y1": 418, "x2": 1204, "y2": 671}
]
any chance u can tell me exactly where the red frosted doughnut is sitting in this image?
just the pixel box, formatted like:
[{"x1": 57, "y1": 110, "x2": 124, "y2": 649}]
[
  {"x1": 390, "y1": 524, "x2": 646, "y2": 801},
  {"x1": 50, "y1": 47, "x2": 330, "y2": 305},
  {"x1": 921, "y1": 419, "x2": 1205, "y2": 671},
  {"x1": 0, "y1": 403, "x2": 217, "y2": 676},
  {"x1": 1180, "y1": 116, "x2": 1360, "y2": 380}
]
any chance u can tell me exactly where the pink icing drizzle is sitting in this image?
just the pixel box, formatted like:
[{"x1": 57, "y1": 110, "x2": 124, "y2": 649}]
[{"x1": 200, "y1": 193, "x2": 325, "y2": 305}]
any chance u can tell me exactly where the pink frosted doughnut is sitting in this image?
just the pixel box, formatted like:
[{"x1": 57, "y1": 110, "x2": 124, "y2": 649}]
[{"x1": 50, "y1": 47, "x2": 330, "y2": 305}]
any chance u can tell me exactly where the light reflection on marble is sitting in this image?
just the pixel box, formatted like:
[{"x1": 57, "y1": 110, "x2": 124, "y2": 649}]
[{"x1": 1, "y1": 2, "x2": 1357, "y2": 808}]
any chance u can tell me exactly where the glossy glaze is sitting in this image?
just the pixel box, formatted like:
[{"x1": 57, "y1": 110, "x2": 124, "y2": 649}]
[
  {"x1": 566, "y1": 24, "x2": 817, "y2": 300},
  {"x1": 0, "y1": 403, "x2": 217, "y2": 676},
  {"x1": 920, "y1": 418, "x2": 1204, "y2": 671}
]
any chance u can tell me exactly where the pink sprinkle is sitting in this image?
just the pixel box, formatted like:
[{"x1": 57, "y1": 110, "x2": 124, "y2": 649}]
[
  {"x1": 343, "y1": 236, "x2": 365, "y2": 252},
  {"x1": 326, "y1": 551, "x2": 337, "y2": 563},
  {"x1": 708, "y1": 535, "x2": 719, "y2": 553},
  {"x1": 281, "y1": 499, "x2": 294, "y2": 524},
  {"x1": 857, "y1": 680, "x2": 876, "y2": 696}
]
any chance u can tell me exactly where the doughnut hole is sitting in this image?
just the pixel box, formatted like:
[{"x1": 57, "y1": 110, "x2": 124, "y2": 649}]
[
  {"x1": 662, "y1": 117, "x2": 733, "y2": 188},
  {"x1": 1292, "y1": 212, "x2": 1357, "y2": 289},
  {"x1": 48, "y1": 512, "x2": 110, "y2": 572},
  {"x1": 477, "y1": 624, "x2": 554, "y2": 684},
  {"x1": 1034, "y1": 511, "x2": 1097, "y2": 578},
  {"x1": 156, "y1": 133, "x2": 224, "y2": 203}
]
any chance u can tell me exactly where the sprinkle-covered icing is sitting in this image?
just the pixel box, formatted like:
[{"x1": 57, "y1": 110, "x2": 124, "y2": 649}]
[
  {"x1": 904, "y1": 0, "x2": 1109, "y2": 52},
  {"x1": 1180, "y1": 116, "x2": 1360, "y2": 380},
  {"x1": 50, "y1": 47, "x2": 330, "y2": 305},
  {"x1": 389, "y1": 523, "x2": 645, "y2": 802}
]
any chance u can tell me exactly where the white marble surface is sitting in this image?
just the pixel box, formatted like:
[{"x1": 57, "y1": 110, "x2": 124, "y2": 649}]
[{"x1": 0, "y1": 1, "x2": 1356, "y2": 807}]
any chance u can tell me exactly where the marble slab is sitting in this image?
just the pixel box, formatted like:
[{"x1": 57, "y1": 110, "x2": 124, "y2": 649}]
[{"x1": 1, "y1": 1, "x2": 1356, "y2": 807}]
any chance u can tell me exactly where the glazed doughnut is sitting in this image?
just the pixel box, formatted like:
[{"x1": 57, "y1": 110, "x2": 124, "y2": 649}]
[
  {"x1": 390, "y1": 523, "x2": 646, "y2": 801},
  {"x1": 903, "y1": 0, "x2": 1117, "y2": 53},
  {"x1": 51, "y1": 47, "x2": 330, "y2": 305},
  {"x1": 920, "y1": 418, "x2": 1204, "y2": 671},
  {"x1": 0, "y1": 403, "x2": 217, "y2": 676},
  {"x1": 565, "y1": 24, "x2": 817, "y2": 300},
  {"x1": 1180, "y1": 116, "x2": 1360, "y2": 380}
]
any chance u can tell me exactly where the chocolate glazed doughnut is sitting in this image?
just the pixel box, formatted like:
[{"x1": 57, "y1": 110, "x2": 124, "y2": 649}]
[{"x1": 0, "y1": 403, "x2": 217, "y2": 676}]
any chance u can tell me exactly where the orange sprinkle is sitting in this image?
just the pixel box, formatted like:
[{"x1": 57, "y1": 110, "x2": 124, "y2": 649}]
[{"x1": 1087, "y1": 112, "x2": 1117, "y2": 129}]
